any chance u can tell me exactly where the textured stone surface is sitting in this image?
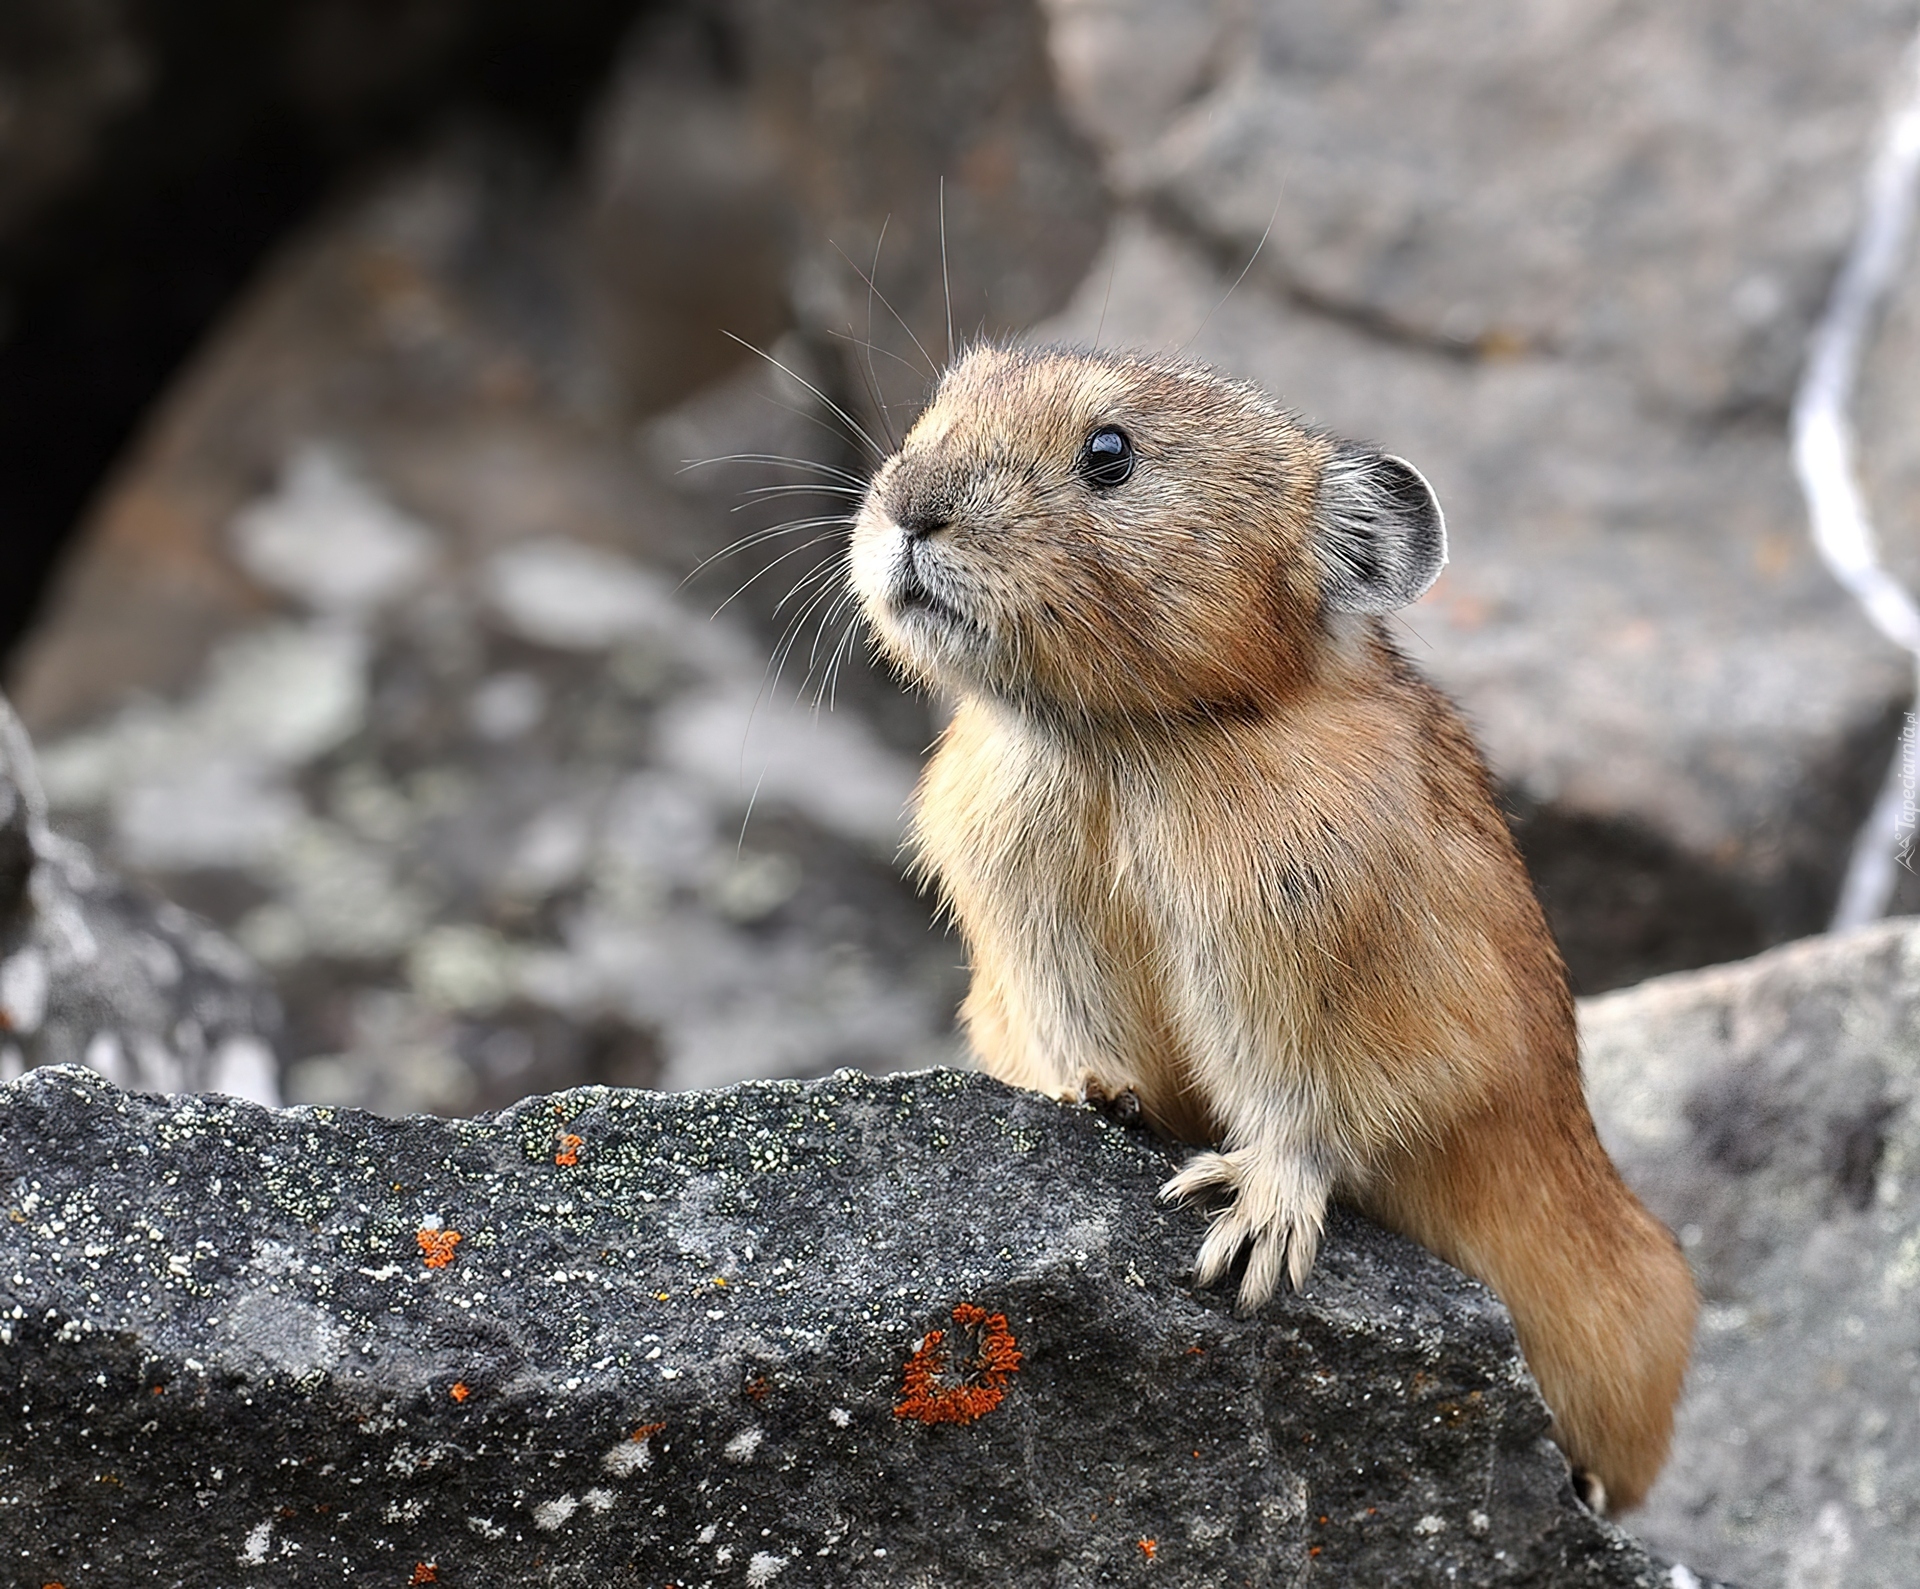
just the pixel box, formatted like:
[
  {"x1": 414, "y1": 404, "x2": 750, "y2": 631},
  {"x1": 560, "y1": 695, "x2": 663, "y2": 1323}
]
[
  {"x1": 0, "y1": 701, "x2": 278, "y2": 1099},
  {"x1": 1036, "y1": 0, "x2": 1920, "y2": 986},
  {"x1": 1583, "y1": 918, "x2": 1920, "y2": 1588},
  {"x1": 0, "y1": 1063, "x2": 1712, "y2": 1586}
]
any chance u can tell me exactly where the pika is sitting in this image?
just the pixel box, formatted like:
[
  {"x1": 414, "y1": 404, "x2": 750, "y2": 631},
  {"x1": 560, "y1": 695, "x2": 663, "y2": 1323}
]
[{"x1": 847, "y1": 343, "x2": 1696, "y2": 1511}]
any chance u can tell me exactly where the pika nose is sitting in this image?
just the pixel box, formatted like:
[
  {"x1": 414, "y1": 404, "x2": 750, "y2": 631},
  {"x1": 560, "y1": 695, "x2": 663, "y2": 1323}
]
[
  {"x1": 882, "y1": 466, "x2": 957, "y2": 539},
  {"x1": 896, "y1": 507, "x2": 951, "y2": 540}
]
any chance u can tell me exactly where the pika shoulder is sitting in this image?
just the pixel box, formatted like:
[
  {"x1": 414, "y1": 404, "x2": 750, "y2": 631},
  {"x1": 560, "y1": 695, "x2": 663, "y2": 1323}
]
[{"x1": 847, "y1": 343, "x2": 1696, "y2": 1511}]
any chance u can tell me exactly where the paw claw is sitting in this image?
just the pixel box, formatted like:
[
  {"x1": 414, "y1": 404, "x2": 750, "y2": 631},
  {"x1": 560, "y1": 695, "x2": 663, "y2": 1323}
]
[
  {"x1": 1159, "y1": 1150, "x2": 1234, "y2": 1205},
  {"x1": 1163, "y1": 1147, "x2": 1330, "y2": 1311}
]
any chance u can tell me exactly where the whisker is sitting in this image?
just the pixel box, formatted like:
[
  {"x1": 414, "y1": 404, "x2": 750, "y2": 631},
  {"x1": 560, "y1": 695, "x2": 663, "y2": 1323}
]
[
  {"x1": 831, "y1": 238, "x2": 940, "y2": 382},
  {"x1": 798, "y1": 593, "x2": 864, "y2": 711},
  {"x1": 1183, "y1": 188, "x2": 1286, "y2": 354},
  {"x1": 676, "y1": 452, "x2": 870, "y2": 487},
  {"x1": 772, "y1": 558, "x2": 847, "y2": 620},
  {"x1": 807, "y1": 584, "x2": 860, "y2": 668},
  {"x1": 820, "y1": 608, "x2": 866, "y2": 713},
  {"x1": 1095, "y1": 251, "x2": 1118, "y2": 350},
  {"x1": 721, "y1": 331, "x2": 889, "y2": 464},
  {"x1": 737, "y1": 481, "x2": 865, "y2": 503},
  {"x1": 846, "y1": 323, "x2": 900, "y2": 459},
  {"x1": 768, "y1": 576, "x2": 853, "y2": 695},
  {"x1": 708, "y1": 531, "x2": 849, "y2": 618},
  {"x1": 863, "y1": 217, "x2": 902, "y2": 451},
  {"x1": 681, "y1": 514, "x2": 853, "y2": 583},
  {"x1": 823, "y1": 326, "x2": 936, "y2": 383},
  {"x1": 940, "y1": 176, "x2": 955, "y2": 368}
]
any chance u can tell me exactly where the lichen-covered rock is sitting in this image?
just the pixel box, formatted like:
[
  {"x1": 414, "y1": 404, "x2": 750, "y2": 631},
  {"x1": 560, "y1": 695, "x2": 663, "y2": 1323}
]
[
  {"x1": 0, "y1": 701, "x2": 278, "y2": 1099},
  {"x1": 0, "y1": 1064, "x2": 1714, "y2": 1586},
  {"x1": 1583, "y1": 919, "x2": 1920, "y2": 1588}
]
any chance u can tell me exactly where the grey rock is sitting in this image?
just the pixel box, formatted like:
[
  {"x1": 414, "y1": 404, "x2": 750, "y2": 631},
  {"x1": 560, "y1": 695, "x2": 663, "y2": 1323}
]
[
  {"x1": 1036, "y1": 0, "x2": 1920, "y2": 987},
  {"x1": 0, "y1": 699, "x2": 279, "y2": 1100},
  {"x1": 0, "y1": 1063, "x2": 1716, "y2": 1586},
  {"x1": 8, "y1": 143, "x2": 962, "y2": 1116},
  {"x1": 1583, "y1": 918, "x2": 1920, "y2": 1588}
]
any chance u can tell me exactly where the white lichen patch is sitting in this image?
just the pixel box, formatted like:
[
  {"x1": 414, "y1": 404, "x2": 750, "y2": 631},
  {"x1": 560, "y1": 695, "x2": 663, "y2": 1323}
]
[
  {"x1": 532, "y1": 1494, "x2": 579, "y2": 1531},
  {"x1": 240, "y1": 1520, "x2": 273, "y2": 1564},
  {"x1": 746, "y1": 1550, "x2": 789, "y2": 1585},
  {"x1": 1414, "y1": 1514, "x2": 1446, "y2": 1536},
  {"x1": 724, "y1": 1426, "x2": 764, "y2": 1462},
  {"x1": 603, "y1": 1437, "x2": 654, "y2": 1476}
]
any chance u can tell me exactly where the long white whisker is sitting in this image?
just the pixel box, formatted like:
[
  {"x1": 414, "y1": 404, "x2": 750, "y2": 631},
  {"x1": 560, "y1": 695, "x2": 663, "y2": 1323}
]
[
  {"x1": 832, "y1": 238, "x2": 940, "y2": 381},
  {"x1": 676, "y1": 452, "x2": 869, "y2": 487},
  {"x1": 772, "y1": 558, "x2": 848, "y2": 620},
  {"x1": 824, "y1": 326, "x2": 937, "y2": 383},
  {"x1": 940, "y1": 175, "x2": 955, "y2": 368},
  {"x1": 735, "y1": 482, "x2": 866, "y2": 505},
  {"x1": 1183, "y1": 190, "x2": 1285, "y2": 354},
  {"x1": 682, "y1": 515, "x2": 853, "y2": 583},
  {"x1": 708, "y1": 531, "x2": 849, "y2": 617},
  {"x1": 721, "y1": 331, "x2": 888, "y2": 463}
]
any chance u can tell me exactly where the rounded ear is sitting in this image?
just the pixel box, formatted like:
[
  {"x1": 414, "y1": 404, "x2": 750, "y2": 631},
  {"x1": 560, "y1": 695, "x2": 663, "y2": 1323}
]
[{"x1": 1312, "y1": 447, "x2": 1447, "y2": 615}]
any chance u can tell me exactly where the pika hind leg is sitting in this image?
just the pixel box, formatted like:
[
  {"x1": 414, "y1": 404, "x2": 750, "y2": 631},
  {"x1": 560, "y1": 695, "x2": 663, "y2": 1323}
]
[{"x1": 1161, "y1": 1144, "x2": 1334, "y2": 1311}]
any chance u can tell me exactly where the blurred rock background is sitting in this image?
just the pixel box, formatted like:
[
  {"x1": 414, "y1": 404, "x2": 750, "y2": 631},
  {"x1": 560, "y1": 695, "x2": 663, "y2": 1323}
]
[
  {"x1": 6, "y1": 4, "x2": 1920, "y2": 1575},
  {"x1": 12, "y1": 0, "x2": 1920, "y2": 1115}
]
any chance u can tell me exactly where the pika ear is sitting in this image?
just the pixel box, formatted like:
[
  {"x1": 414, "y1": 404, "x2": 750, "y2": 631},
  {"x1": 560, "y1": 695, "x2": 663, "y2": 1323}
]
[{"x1": 1312, "y1": 447, "x2": 1447, "y2": 615}]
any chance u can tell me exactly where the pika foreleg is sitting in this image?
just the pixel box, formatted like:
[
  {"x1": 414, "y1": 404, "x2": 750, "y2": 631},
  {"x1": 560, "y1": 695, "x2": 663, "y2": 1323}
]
[{"x1": 1161, "y1": 1145, "x2": 1334, "y2": 1310}]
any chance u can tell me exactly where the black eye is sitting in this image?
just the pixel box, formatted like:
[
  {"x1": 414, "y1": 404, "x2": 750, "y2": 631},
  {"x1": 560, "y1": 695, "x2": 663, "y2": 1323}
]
[{"x1": 1079, "y1": 425, "x2": 1134, "y2": 489}]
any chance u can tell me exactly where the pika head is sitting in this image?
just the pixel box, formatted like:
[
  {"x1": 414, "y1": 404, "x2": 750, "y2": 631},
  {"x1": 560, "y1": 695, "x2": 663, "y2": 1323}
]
[{"x1": 849, "y1": 345, "x2": 1446, "y2": 719}]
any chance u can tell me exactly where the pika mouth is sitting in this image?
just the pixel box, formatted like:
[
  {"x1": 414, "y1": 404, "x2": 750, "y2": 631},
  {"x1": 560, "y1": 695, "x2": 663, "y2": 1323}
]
[
  {"x1": 891, "y1": 547, "x2": 973, "y2": 632},
  {"x1": 894, "y1": 574, "x2": 966, "y2": 626}
]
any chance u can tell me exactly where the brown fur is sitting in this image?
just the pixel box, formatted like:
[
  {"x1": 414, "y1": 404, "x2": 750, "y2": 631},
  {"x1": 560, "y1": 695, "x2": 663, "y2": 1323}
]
[{"x1": 847, "y1": 344, "x2": 1696, "y2": 1511}]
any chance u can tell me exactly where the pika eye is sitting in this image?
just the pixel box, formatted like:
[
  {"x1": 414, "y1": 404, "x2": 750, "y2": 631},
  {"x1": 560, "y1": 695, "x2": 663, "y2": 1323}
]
[{"x1": 1079, "y1": 425, "x2": 1134, "y2": 489}]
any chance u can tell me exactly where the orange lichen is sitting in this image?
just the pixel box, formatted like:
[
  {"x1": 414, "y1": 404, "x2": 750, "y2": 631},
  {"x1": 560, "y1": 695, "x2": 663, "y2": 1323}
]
[
  {"x1": 555, "y1": 1133, "x2": 583, "y2": 1167},
  {"x1": 409, "y1": 1564, "x2": 439, "y2": 1585},
  {"x1": 1137, "y1": 1538, "x2": 1158, "y2": 1561},
  {"x1": 631, "y1": 1421, "x2": 667, "y2": 1442},
  {"x1": 745, "y1": 1374, "x2": 770, "y2": 1402},
  {"x1": 416, "y1": 1228, "x2": 462, "y2": 1269},
  {"x1": 449, "y1": 1381, "x2": 471, "y2": 1403},
  {"x1": 892, "y1": 1303, "x2": 1022, "y2": 1425}
]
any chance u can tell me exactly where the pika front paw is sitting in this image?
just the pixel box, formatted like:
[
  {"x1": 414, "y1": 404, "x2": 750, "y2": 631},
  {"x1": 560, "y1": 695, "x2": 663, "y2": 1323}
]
[
  {"x1": 1074, "y1": 1076, "x2": 1144, "y2": 1127},
  {"x1": 1160, "y1": 1149, "x2": 1330, "y2": 1312}
]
